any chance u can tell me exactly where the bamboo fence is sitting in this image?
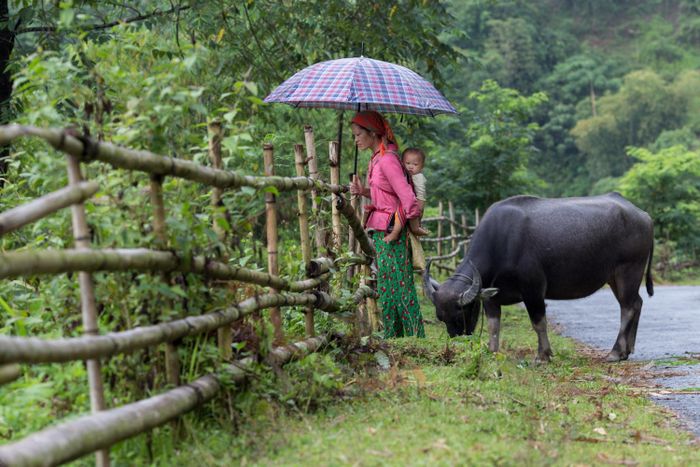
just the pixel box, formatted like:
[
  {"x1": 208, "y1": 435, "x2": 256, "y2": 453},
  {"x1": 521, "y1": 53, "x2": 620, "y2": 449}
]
[
  {"x1": 0, "y1": 124, "x2": 374, "y2": 466},
  {"x1": 0, "y1": 123, "x2": 474, "y2": 465}
]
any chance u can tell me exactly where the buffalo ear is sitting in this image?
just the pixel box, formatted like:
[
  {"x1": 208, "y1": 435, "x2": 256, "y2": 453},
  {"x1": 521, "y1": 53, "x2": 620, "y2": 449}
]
[{"x1": 480, "y1": 288, "x2": 498, "y2": 299}]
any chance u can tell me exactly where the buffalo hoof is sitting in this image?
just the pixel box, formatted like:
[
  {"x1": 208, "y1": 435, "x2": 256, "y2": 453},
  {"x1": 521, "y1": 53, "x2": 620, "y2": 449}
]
[
  {"x1": 605, "y1": 351, "x2": 629, "y2": 362},
  {"x1": 534, "y1": 353, "x2": 552, "y2": 365}
]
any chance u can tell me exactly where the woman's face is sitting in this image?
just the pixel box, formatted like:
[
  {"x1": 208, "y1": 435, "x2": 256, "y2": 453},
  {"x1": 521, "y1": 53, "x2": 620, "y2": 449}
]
[{"x1": 351, "y1": 124, "x2": 377, "y2": 151}]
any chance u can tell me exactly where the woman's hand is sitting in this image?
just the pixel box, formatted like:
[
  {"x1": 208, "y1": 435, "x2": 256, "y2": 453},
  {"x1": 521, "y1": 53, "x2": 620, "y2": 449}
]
[{"x1": 350, "y1": 174, "x2": 367, "y2": 197}]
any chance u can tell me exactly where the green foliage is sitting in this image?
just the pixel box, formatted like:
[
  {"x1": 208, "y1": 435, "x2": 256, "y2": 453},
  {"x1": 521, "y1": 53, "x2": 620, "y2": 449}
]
[
  {"x1": 429, "y1": 80, "x2": 547, "y2": 212},
  {"x1": 571, "y1": 70, "x2": 687, "y2": 180},
  {"x1": 619, "y1": 145, "x2": 700, "y2": 255}
]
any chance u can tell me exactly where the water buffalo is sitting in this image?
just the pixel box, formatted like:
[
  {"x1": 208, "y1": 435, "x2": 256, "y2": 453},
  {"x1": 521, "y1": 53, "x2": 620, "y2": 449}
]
[{"x1": 423, "y1": 193, "x2": 654, "y2": 363}]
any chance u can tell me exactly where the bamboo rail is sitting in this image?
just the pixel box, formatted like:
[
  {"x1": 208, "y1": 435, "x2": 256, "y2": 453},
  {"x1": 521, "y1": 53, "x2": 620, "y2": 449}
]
[
  {"x1": 0, "y1": 292, "x2": 321, "y2": 364},
  {"x1": 0, "y1": 181, "x2": 98, "y2": 235},
  {"x1": 0, "y1": 335, "x2": 328, "y2": 467},
  {"x1": 0, "y1": 125, "x2": 348, "y2": 195},
  {"x1": 0, "y1": 364, "x2": 20, "y2": 385},
  {"x1": 0, "y1": 248, "x2": 328, "y2": 292}
]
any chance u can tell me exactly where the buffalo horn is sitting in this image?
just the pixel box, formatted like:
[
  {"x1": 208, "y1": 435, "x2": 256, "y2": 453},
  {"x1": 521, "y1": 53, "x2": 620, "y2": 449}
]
[
  {"x1": 457, "y1": 265, "x2": 482, "y2": 306},
  {"x1": 422, "y1": 260, "x2": 440, "y2": 304}
]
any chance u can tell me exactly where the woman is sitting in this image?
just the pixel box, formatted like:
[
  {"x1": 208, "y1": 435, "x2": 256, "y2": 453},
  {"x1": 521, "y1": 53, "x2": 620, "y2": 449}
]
[{"x1": 349, "y1": 110, "x2": 425, "y2": 338}]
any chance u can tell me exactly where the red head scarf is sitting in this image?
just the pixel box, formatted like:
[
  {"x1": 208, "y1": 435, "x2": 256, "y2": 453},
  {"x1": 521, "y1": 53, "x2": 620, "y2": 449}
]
[{"x1": 351, "y1": 111, "x2": 397, "y2": 156}]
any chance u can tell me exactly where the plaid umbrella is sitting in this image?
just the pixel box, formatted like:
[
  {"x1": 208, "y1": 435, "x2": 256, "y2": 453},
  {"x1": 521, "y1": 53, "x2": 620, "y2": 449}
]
[{"x1": 264, "y1": 56, "x2": 457, "y2": 117}]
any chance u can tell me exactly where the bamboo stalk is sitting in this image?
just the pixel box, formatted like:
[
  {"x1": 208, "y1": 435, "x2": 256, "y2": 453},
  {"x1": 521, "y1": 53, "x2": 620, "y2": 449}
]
[
  {"x1": 335, "y1": 196, "x2": 374, "y2": 258},
  {"x1": 448, "y1": 202, "x2": 457, "y2": 269},
  {"x1": 307, "y1": 257, "x2": 335, "y2": 277},
  {"x1": 0, "y1": 248, "x2": 328, "y2": 292},
  {"x1": 0, "y1": 292, "x2": 318, "y2": 364},
  {"x1": 362, "y1": 264, "x2": 380, "y2": 333},
  {"x1": 421, "y1": 234, "x2": 470, "y2": 243},
  {"x1": 66, "y1": 154, "x2": 110, "y2": 467},
  {"x1": 461, "y1": 213, "x2": 469, "y2": 257},
  {"x1": 304, "y1": 126, "x2": 326, "y2": 255},
  {"x1": 0, "y1": 125, "x2": 348, "y2": 194},
  {"x1": 422, "y1": 215, "x2": 473, "y2": 232},
  {"x1": 294, "y1": 143, "x2": 314, "y2": 337},
  {"x1": 436, "y1": 201, "x2": 443, "y2": 258},
  {"x1": 333, "y1": 255, "x2": 372, "y2": 267},
  {"x1": 0, "y1": 364, "x2": 20, "y2": 385},
  {"x1": 149, "y1": 174, "x2": 181, "y2": 398},
  {"x1": 209, "y1": 121, "x2": 233, "y2": 360},
  {"x1": 0, "y1": 335, "x2": 328, "y2": 467},
  {"x1": 0, "y1": 181, "x2": 98, "y2": 236},
  {"x1": 329, "y1": 141, "x2": 341, "y2": 252},
  {"x1": 426, "y1": 239, "x2": 470, "y2": 261},
  {"x1": 263, "y1": 143, "x2": 284, "y2": 344}
]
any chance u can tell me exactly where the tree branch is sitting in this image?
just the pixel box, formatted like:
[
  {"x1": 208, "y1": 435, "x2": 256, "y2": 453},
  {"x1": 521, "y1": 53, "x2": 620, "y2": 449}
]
[{"x1": 15, "y1": 5, "x2": 190, "y2": 35}]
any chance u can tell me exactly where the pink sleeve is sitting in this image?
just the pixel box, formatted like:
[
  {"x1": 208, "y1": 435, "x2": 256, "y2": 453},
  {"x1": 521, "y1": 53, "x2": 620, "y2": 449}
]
[{"x1": 382, "y1": 154, "x2": 420, "y2": 219}]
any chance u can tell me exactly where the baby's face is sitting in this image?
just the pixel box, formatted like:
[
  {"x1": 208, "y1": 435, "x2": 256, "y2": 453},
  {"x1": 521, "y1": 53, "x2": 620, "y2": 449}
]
[{"x1": 403, "y1": 152, "x2": 424, "y2": 176}]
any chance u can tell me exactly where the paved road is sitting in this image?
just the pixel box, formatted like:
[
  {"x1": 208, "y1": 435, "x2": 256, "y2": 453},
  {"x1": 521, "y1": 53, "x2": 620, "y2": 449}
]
[{"x1": 546, "y1": 286, "x2": 700, "y2": 437}]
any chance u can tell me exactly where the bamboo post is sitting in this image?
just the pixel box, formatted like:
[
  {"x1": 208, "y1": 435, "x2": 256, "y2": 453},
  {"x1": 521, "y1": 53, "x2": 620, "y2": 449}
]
[
  {"x1": 437, "y1": 201, "x2": 444, "y2": 258},
  {"x1": 329, "y1": 141, "x2": 342, "y2": 252},
  {"x1": 448, "y1": 202, "x2": 457, "y2": 269},
  {"x1": 363, "y1": 264, "x2": 380, "y2": 333},
  {"x1": 304, "y1": 126, "x2": 325, "y2": 255},
  {"x1": 208, "y1": 121, "x2": 233, "y2": 359},
  {"x1": 294, "y1": 143, "x2": 314, "y2": 337},
  {"x1": 263, "y1": 143, "x2": 284, "y2": 344},
  {"x1": 66, "y1": 155, "x2": 110, "y2": 467},
  {"x1": 149, "y1": 174, "x2": 181, "y2": 391},
  {"x1": 461, "y1": 213, "x2": 469, "y2": 257},
  {"x1": 475, "y1": 207, "x2": 480, "y2": 227}
]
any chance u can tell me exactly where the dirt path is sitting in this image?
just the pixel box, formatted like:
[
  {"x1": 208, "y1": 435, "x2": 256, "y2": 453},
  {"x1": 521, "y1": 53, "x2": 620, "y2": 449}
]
[{"x1": 547, "y1": 285, "x2": 700, "y2": 437}]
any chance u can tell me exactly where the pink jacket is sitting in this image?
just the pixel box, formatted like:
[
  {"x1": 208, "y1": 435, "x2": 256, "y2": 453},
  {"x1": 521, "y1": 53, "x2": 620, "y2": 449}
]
[{"x1": 364, "y1": 145, "x2": 420, "y2": 231}]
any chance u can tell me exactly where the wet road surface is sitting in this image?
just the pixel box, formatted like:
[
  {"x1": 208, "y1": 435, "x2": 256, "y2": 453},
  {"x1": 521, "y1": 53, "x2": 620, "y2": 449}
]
[{"x1": 546, "y1": 286, "x2": 700, "y2": 437}]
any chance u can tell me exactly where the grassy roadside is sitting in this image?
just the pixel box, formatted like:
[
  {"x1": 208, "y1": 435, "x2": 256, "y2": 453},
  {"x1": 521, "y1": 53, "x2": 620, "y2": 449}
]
[{"x1": 161, "y1": 299, "x2": 699, "y2": 466}]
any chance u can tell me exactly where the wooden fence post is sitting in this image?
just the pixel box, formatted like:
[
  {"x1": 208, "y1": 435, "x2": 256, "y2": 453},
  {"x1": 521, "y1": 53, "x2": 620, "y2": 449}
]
[
  {"x1": 149, "y1": 174, "x2": 181, "y2": 389},
  {"x1": 263, "y1": 143, "x2": 284, "y2": 344},
  {"x1": 448, "y1": 201, "x2": 457, "y2": 269},
  {"x1": 329, "y1": 141, "x2": 342, "y2": 252},
  {"x1": 294, "y1": 143, "x2": 315, "y2": 337},
  {"x1": 437, "y1": 201, "x2": 444, "y2": 258},
  {"x1": 304, "y1": 126, "x2": 325, "y2": 255},
  {"x1": 461, "y1": 213, "x2": 469, "y2": 257},
  {"x1": 209, "y1": 121, "x2": 233, "y2": 360},
  {"x1": 66, "y1": 155, "x2": 110, "y2": 467}
]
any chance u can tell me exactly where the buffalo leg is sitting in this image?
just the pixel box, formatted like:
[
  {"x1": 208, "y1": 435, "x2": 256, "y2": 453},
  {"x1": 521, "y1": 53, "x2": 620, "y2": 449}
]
[
  {"x1": 607, "y1": 265, "x2": 644, "y2": 362},
  {"x1": 484, "y1": 301, "x2": 501, "y2": 352},
  {"x1": 523, "y1": 297, "x2": 553, "y2": 363}
]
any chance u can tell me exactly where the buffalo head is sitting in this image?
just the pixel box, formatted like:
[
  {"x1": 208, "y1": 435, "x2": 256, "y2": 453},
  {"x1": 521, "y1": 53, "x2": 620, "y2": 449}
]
[{"x1": 423, "y1": 260, "x2": 497, "y2": 337}]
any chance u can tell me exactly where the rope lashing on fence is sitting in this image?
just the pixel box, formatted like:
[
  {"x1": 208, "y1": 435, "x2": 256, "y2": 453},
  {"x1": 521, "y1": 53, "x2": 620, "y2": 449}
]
[
  {"x1": 0, "y1": 335, "x2": 329, "y2": 467},
  {"x1": 0, "y1": 181, "x2": 99, "y2": 236},
  {"x1": 0, "y1": 248, "x2": 328, "y2": 292},
  {"x1": 0, "y1": 125, "x2": 348, "y2": 194}
]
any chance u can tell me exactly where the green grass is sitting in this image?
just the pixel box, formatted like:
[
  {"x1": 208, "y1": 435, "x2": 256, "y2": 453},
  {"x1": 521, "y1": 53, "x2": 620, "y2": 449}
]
[{"x1": 152, "y1": 296, "x2": 699, "y2": 466}]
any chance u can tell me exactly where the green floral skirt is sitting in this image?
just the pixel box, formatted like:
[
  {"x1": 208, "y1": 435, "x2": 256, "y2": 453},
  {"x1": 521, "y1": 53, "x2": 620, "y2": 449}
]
[{"x1": 371, "y1": 230, "x2": 425, "y2": 338}]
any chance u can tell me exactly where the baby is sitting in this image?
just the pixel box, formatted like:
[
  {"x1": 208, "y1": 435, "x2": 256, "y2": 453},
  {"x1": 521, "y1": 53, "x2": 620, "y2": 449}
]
[{"x1": 384, "y1": 147, "x2": 430, "y2": 242}]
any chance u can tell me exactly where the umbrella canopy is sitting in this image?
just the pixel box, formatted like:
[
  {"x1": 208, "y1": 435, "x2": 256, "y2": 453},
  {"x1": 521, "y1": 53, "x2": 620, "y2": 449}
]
[{"x1": 264, "y1": 56, "x2": 457, "y2": 117}]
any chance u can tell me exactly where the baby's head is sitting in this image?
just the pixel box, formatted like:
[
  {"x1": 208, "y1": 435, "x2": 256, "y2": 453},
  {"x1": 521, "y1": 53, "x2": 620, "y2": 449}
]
[{"x1": 402, "y1": 147, "x2": 426, "y2": 176}]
